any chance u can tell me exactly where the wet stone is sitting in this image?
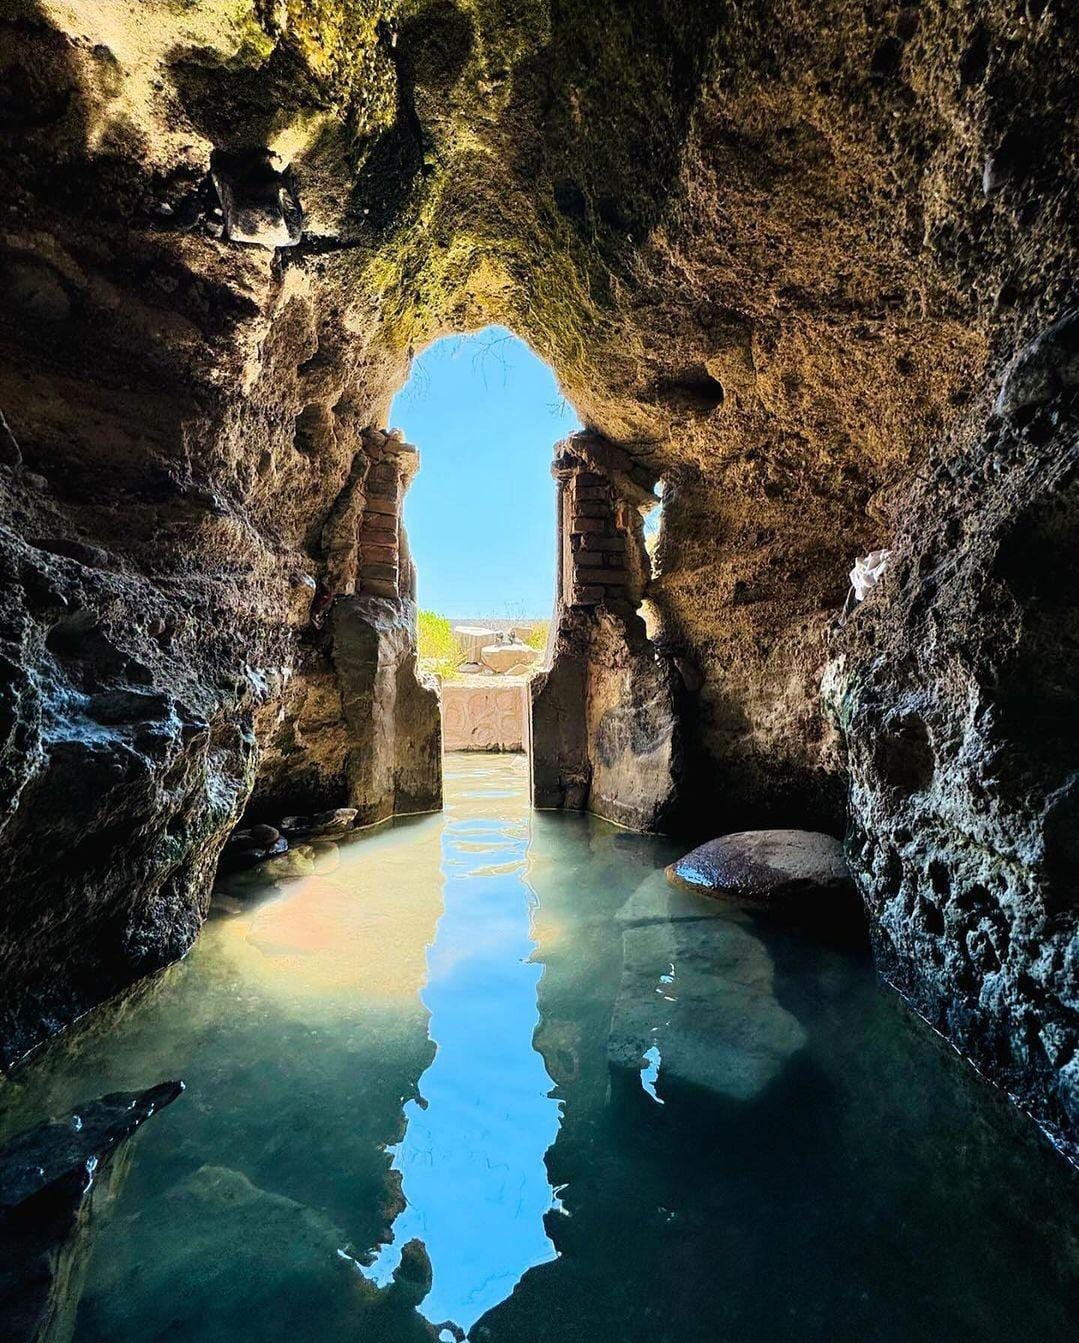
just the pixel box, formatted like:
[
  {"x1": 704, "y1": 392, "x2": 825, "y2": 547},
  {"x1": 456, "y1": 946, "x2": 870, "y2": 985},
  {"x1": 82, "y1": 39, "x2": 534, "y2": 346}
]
[
  {"x1": 667, "y1": 829, "x2": 854, "y2": 910},
  {"x1": 0, "y1": 1082, "x2": 183, "y2": 1343}
]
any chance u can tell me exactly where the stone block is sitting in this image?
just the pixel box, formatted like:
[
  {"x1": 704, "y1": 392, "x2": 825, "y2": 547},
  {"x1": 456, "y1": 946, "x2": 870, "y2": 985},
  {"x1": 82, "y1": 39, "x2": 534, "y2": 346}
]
[
  {"x1": 574, "y1": 500, "x2": 610, "y2": 518},
  {"x1": 366, "y1": 462, "x2": 399, "y2": 489},
  {"x1": 364, "y1": 492, "x2": 400, "y2": 517},
  {"x1": 577, "y1": 533, "x2": 627, "y2": 551},
  {"x1": 360, "y1": 543, "x2": 398, "y2": 567},
  {"x1": 571, "y1": 516, "x2": 606, "y2": 533},
  {"x1": 360, "y1": 562, "x2": 398, "y2": 584},
  {"x1": 573, "y1": 585, "x2": 604, "y2": 604},
  {"x1": 575, "y1": 485, "x2": 610, "y2": 502},
  {"x1": 361, "y1": 578, "x2": 398, "y2": 598},
  {"x1": 363, "y1": 513, "x2": 397, "y2": 536}
]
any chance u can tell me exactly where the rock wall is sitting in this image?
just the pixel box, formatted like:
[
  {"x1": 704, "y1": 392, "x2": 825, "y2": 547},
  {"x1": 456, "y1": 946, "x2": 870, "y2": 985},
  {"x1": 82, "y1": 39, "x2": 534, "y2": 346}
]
[
  {"x1": 0, "y1": 0, "x2": 1076, "y2": 1159},
  {"x1": 532, "y1": 433, "x2": 681, "y2": 831},
  {"x1": 828, "y1": 320, "x2": 1079, "y2": 1161}
]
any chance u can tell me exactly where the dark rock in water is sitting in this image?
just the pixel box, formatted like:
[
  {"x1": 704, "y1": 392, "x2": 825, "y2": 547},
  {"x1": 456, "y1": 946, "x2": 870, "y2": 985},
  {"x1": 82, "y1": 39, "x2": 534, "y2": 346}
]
[
  {"x1": 210, "y1": 148, "x2": 302, "y2": 248},
  {"x1": 221, "y1": 828, "x2": 288, "y2": 871},
  {"x1": 279, "y1": 809, "x2": 359, "y2": 839},
  {"x1": 389, "y1": 1238, "x2": 434, "y2": 1309},
  {"x1": 0, "y1": 1081, "x2": 183, "y2": 1211},
  {"x1": 0, "y1": 1081, "x2": 183, "y2": 1342},
  {"x1": 304, "y1": 807, "x2": 358, "y2": 837},
  {"x1": 667, "y1": 829, "x2": 853, "y2": 908}
]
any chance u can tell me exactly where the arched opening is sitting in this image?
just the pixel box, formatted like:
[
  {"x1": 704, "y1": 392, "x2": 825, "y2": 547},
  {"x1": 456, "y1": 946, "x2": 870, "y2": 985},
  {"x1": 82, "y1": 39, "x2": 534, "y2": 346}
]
[{"x1": 389, "y1": 326, "x2": 579, "y2": 761}]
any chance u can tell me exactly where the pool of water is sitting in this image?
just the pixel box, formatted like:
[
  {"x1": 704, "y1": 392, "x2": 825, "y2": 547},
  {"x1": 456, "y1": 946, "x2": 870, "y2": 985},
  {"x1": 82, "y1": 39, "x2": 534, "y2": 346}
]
[{"x1": 2, "y1": 753, "x2": 1078, "y2": 1342}]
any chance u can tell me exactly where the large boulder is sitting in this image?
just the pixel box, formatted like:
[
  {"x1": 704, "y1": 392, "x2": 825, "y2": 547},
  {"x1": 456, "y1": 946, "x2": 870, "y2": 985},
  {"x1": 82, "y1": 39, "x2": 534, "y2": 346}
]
[{"x1": 667, "y1": 830, "x2": 853, "y2": 909}]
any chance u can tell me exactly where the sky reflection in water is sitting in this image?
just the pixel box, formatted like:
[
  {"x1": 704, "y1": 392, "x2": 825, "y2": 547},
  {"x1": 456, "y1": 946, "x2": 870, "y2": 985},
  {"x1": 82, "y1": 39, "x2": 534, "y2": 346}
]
[
  {"x1": 2, "y1": 755, "x2": 1079, "y2": 1343},
  {"x1": 370, "y1": 759, "x2": 563, "y2": 1331}
]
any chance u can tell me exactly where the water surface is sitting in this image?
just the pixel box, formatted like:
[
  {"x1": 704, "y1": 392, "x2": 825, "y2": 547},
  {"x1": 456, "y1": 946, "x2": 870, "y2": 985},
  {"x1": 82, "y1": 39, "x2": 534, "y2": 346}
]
[{"x1": 2, "y1": 754, "x2": 1078, "y2": 1342}]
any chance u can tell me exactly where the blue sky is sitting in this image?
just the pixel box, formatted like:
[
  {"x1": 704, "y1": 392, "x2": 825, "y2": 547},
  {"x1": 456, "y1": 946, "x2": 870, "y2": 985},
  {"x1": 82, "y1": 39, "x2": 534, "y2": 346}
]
[{"x1": 390, "y1": 326, "x2": 581, "y2": 620}]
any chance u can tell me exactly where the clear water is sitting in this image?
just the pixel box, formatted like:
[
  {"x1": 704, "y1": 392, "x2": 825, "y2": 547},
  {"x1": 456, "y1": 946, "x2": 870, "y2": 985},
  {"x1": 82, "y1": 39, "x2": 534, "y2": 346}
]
[{"x1": 2, "y1": 754, "x2": 1078, "y2": 1342}]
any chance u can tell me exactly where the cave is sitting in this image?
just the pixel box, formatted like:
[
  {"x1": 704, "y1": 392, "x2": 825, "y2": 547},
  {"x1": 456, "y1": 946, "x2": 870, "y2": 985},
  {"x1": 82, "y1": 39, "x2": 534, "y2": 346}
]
[{"x1": 1, "y1": 0, "x2": 1078, "y2": 1337}]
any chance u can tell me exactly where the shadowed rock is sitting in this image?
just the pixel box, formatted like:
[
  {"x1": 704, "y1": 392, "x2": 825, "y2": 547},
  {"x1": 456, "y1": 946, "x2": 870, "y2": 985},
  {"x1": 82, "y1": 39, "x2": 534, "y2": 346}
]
[
  {"x1": 0, "y1": 1081, "x2": 184, "y2": 1342},
  {"x1": 994, "y1": 310, "x2": 1079, "y2": 418},
  {"x1": 610, "y1": 883, "x2": 806, "y2": 1102},
  {"x1": 210, "y1": 148, "x2": 302, "y2": 248}
]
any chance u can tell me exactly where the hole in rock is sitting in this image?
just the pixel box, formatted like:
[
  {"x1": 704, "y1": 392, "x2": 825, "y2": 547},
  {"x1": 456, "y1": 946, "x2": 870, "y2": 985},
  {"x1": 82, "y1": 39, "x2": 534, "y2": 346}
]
[
  {"x1": 874, "y1": 714, "x2": 936, "y2": 796},
  {"x1": 391, "y1": 325, "x2": 580, "y2": 760}
]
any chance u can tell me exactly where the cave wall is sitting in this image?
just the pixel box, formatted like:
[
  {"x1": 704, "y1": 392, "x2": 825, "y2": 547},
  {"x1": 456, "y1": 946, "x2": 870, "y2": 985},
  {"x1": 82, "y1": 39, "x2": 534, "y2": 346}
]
[{"x1": 0, "y1": 0, "x2": 1077, "y2": 1159}]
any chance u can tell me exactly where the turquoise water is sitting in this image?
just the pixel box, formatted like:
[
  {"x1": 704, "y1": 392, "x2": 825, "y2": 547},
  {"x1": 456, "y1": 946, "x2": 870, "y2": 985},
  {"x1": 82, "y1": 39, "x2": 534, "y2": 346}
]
[{"x1": 2, "y1": 754, "x2": 1078, "y2": 1341}]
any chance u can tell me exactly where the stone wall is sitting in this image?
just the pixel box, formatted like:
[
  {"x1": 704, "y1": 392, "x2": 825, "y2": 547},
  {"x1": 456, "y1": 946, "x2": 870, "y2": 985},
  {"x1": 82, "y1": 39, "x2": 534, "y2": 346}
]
[
  {"x1": 442, "y1": 682, "x2": 528, "y2": 753},
  {"x1": 251, "y1": 426, "x2": 439, "y2": 826},
  {"x1": 532, "y1": 433, "x2": 681, "y2": 831}
]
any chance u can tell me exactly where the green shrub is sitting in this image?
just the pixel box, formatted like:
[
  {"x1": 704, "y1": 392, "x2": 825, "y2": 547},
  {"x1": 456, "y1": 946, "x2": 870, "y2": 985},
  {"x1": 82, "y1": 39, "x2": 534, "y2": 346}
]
[
  {"x1": 417, "y1": 609, "x2": 459, "y2": 680},
  {"x1": 523, "y1": 619, "x2": 550, "y2": 653}
]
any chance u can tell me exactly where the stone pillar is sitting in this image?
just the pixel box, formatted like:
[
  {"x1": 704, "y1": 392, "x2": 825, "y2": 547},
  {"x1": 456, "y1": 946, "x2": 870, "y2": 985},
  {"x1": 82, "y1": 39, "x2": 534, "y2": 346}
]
[
  {"x1": 357, "y1": 429, "x2": 418, "y2": 599},
  {"x1": 326, "y1": 427, "x2": 440, "y2": 823},
  {"x1": 531, "y1": 432, "x2": 681, "y2": 831}
]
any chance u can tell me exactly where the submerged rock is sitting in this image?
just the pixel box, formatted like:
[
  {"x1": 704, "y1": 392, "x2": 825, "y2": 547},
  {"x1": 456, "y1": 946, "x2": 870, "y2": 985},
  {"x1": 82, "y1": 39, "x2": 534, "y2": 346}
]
[
  {"x1": 667, "y1": 829, "x2": 853, "y2": 910},
  {"x1": 78, "y1": 1164, "x2": 444, "y2": 1341},
  {"x1": 281, "y1": 808, "x2": 358, "y2": 840},
  {"x1": 609, "y1": 890, "x2": 806, "y2": 1102},
  {"x1": 0, "y1": 1081, "x2": 183, "y2": 1342}
]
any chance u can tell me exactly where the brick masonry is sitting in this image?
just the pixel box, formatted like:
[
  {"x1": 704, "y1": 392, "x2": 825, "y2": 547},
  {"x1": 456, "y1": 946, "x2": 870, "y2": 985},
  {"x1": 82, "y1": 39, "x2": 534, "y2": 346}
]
[
  {"x1": 356, "y1": 428, "x2": 419, "y2": 600},
  {"x1": 555, "y1": 449, "x2": 643, "y2": 609}
]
